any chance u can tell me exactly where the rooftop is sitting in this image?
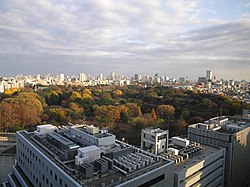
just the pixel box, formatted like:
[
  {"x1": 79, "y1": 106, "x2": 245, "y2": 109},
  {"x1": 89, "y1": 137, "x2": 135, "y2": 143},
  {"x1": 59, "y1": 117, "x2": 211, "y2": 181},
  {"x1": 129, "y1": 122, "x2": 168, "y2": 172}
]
[
  {"x1": 160, "y1": 139, "x2": 223, "y2": 171},
  {"x1": 190, "y1": 116, "x2": 250, "y2": 134},
  {"x1": 143, "y1": 127, "x2": 167, "y2": 134},
  {"x1": 19, "y1": 128, "x2": 171, "y2": 187},
  {"x1": 71, "y1": 125, "x2": 114, "y2": 139}
]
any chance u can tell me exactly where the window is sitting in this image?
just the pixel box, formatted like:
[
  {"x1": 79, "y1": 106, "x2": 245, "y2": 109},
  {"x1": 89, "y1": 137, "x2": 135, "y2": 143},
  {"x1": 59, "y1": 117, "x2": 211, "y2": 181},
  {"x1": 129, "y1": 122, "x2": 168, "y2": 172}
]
[
  {"x1": 50, "y1": 170, "x2": 52, "y2": 176},
  {"x1": 59, "y1": 178, "x2": 62, "y2": 185},
  {"x1": 54, "y1": 174, "x2": 57, "y2": 181}
]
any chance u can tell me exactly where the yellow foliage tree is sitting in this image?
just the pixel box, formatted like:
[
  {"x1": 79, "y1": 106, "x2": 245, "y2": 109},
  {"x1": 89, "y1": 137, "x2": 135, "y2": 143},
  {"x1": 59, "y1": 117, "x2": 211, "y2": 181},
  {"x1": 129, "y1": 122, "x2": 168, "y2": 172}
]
[
  {"x1": 113, "y1": 89, "x2": 123, "y2": 96},
  {"x1": 69, "y1": 91, "x2": 81, "y2": 101},
  {"x1": 82, "y1": 93, "x2": 93, "y2": 100},
  {"x1": 3, "y1": 88, "x2": 18, "y2": 95},
  {"x1": 83, "y1": 88, "x2": 92, "y2": 95}
]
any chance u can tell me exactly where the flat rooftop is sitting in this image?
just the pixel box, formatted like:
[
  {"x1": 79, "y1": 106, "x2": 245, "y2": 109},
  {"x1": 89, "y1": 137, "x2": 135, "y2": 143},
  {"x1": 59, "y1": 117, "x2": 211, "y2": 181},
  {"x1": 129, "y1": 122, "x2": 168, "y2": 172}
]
[
  {"x1": 160, "y1": 142, "x2": 222, "y2": 171},
  {"x1": 72, "y1": 126, "x2": 113, "y2": 138},
  {"x1": 143, "y1": 127, "x2": 167, "y2": 134},
  {"x1": 174, "y1": 145, "x2": 221, "y2": 171},
  {"x1": 19, "y1": 131, "x2": 171, "y2": 187},
  {"x1": 190, "y1": 118, "x2": 250, "y2": 135},
  {"x1": 48, "y1": 132, "x2": 77, "y2": 147}
]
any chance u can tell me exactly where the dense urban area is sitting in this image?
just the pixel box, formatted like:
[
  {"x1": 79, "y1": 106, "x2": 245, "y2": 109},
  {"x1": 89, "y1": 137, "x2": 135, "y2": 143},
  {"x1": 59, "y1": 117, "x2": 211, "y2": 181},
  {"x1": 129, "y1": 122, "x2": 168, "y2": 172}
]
[
  {"x1": 0, "y1": 71, "x2": 250, "y2": 145},
  {"x1": 0, "y1": 71, "x2": 250, "y2": 187}
]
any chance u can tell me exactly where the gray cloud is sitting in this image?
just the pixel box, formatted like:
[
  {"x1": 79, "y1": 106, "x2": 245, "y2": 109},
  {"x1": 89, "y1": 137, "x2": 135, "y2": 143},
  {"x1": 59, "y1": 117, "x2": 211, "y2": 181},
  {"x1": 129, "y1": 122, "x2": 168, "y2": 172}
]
[{"x1": 0, "y1": 0, "x2": 249, "y2": 80}]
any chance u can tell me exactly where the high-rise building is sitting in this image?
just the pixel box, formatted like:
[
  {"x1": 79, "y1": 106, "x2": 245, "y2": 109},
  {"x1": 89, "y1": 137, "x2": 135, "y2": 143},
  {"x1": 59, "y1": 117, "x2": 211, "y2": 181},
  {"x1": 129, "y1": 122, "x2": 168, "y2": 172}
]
[
  {"x1": 198, "y1": 77, "x2": 207, "y2": 84},
  {"x1": 99, "y1": 73, "x2": 103, "y2": 81},
  {"x1": 134, "y1": 74, "x2": 139, "y2": 81},
  {"x1": 206, "y1": 70, "x2": 212, "y2": 81},
  {"x1": 79, "y1": 73, "x2": 87, "y2": 82},
  {"x1": 59, "y1": 74, "x2": 64, "y2": 81},
  {"x1": 3, "y1": 124, "x2": 174, "y2": 187},
  {"x1": 188, "y1": 116, "x2": 250, "y2": 187},
  {"x1": 111, "y1": 72, "x2": 116, "y2": 80},
  {"x1": 36, "y1": 74, "x2": 40, "y2": 80}
]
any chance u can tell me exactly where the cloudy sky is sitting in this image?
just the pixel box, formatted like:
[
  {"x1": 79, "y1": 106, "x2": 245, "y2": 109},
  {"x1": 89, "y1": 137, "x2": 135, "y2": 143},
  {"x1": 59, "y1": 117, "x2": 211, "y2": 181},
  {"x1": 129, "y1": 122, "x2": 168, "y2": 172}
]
[{"x1": 0, "y1": 0, "x2": 250, "y2": 80}]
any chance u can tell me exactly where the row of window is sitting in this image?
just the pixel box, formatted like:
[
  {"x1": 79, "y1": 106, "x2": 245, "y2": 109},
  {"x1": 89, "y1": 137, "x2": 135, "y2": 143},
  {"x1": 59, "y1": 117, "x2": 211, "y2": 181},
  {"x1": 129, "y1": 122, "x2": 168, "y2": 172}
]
[{"x1": 18, "y1": 137, "x2": 70, "y2": 187}]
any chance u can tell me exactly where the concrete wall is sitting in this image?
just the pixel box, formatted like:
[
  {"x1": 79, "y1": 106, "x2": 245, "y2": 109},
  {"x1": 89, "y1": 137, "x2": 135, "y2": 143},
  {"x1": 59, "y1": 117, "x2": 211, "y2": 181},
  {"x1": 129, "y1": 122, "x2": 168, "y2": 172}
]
[
  {"x1": 188, "y1": 125, "x2": 250, "y2": 187},
  {"x1": 231, "y1": 127, "x2": 250, "y2": 187},
  {"x1": 188, "y1": 126, "x2": 232, "y2": 187},
  {"x1": 174, "y1": 148, "x2": 225, "y2": 187}
]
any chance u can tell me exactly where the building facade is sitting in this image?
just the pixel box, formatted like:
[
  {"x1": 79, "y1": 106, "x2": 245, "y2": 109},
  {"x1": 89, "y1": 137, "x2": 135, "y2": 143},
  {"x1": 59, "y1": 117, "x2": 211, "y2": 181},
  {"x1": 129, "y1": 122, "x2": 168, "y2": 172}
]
[
  {"x1": 188, "y1": 116, "x2": 250, "y2": 187},
  {"x1": 141, "y1": 128, "x2": 225, "y2": 187}
]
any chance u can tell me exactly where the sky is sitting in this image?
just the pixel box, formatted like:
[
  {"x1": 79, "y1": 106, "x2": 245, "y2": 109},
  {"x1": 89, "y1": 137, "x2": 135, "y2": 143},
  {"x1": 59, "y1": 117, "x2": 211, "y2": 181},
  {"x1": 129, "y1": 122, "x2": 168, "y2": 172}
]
[{"x1": 0, "y1": 0, "x2": 250, "y2": 80}]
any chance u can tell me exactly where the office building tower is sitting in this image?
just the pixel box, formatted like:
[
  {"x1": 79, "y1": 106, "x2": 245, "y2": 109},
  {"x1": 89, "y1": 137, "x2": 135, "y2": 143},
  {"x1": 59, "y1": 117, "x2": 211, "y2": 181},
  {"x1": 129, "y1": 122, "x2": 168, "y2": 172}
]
[
  {"x1": 99, "y1": 73, "x2": 103, "y2": 81},
  {"x1": 206, "y1": 70, "x2": 212, "y2": 81},
  {"x1": 134, "y1": 74, "x2": 139, "y2": 81},
  {"x1": 79, "y1": 73, "x2": 87, "y2": 82},
  {"x1": 36, "y1": 74, "x2": 40, "y2": 80},
  {"x1": 59, "y1": 74, "x2": 64, "y2": 81},
  {"x1": 198, "y1": 77, "x2": 207, "y2": 84},
  {"x1": 111, "y1": 72, "x2": 116, "y2": 80},
  {"x1": 188, "y1": 116, "x2": 250, "y2": 187},
  {"x1": 3, "y1": 124, "x2": 174, "y2": 187}
]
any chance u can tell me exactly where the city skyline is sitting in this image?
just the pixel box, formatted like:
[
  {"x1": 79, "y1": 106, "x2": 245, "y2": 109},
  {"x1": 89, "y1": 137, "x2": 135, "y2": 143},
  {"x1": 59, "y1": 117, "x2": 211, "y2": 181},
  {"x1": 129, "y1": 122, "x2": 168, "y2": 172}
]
[{"x1": 0, "y1": 0, "x2": 250, "y2": 80}]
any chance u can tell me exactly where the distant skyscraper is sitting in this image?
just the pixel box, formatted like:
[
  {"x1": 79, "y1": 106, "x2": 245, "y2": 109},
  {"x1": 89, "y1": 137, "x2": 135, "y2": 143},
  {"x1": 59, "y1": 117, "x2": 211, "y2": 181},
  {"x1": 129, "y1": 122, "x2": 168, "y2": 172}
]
[
  {"x1": 99, "y1": 73, "x2": 103, "y2": 80},
  {"x1": 79, "y1": 73, "x2": 87, "y2": 82},
  {"x1": 206, "y1": 70, "x2": 212, "y2": 81},
  {"x1": 111, "y1": 72, "x2": 116, "y2": 80},
  {"x1": 58, "y1": 74, "x2": 64, "y2": 81},
  {"x1": 134, "y1": 74, "x2": 139, "y2": 81},
  {"x1": 36, "y1": 74, "x2": 40, "y2": 80}
]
